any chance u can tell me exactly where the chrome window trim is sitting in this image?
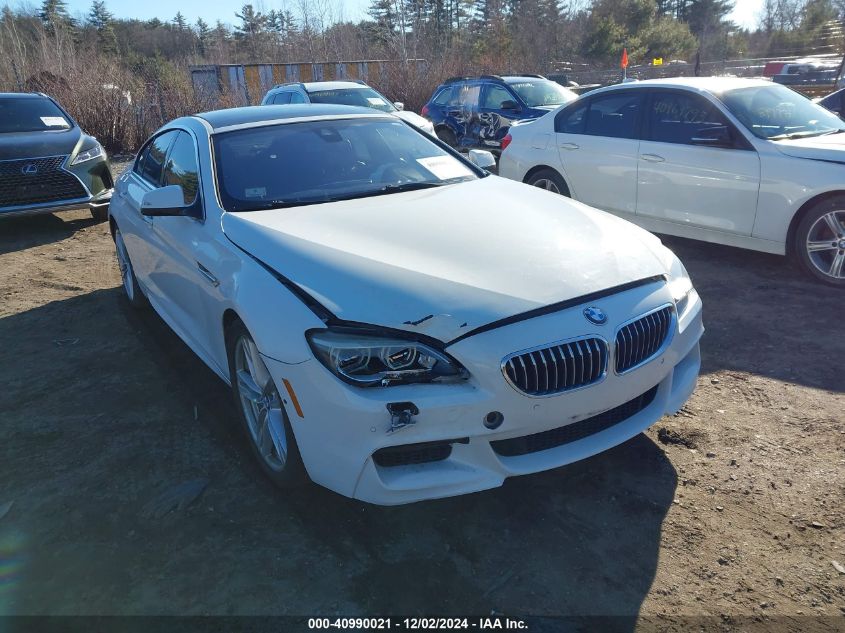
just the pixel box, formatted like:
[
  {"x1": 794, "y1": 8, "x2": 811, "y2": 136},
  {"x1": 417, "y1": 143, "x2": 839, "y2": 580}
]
[
  {"x1": 500, "y1": 333, "x2": 610, "y2": 398},
  {"x1": 613, "y1": 302, "x2": 676, "y2": 376}
]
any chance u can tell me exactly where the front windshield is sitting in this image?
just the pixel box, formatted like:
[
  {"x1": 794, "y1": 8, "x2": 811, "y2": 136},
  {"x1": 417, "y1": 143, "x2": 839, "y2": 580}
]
[
  {"x1": 508, "y1": 80, "x2": 577, "y2": 108},
  {"x1": 214, "y1": 118, "x2": 479, "y2": 212},
  {"x1": 0, "y1": 97, "x2": 72, "y2": 133},
  {"x1": 719, "y1": 84, "x2": 845, "y2": 140},
  {"x1": 307, "y1": 88, "x2": 397, "y2": 113}
]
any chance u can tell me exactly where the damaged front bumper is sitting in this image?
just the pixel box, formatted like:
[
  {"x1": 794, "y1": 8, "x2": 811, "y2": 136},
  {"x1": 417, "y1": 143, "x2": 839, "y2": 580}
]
[{"x1": 263, "y1": 278, "x2": 704, "y2": 505}]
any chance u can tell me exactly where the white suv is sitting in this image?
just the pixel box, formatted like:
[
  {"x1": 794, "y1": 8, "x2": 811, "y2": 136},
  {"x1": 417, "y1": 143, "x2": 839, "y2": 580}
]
[
  {"x1": 499, "y1": 77, "x2": 845, "y2": 286},
  {"x1": 261, "y1": 80, "x2": 435, "y2": 135}
]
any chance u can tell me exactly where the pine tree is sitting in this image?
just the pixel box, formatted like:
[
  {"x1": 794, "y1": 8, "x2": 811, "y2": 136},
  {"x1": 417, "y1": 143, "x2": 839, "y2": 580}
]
[
  {"x1": 173, "y1": 11, "x2": 187, "y2": 30},
  {"x1": 40, "y1": 0, "x2": 75, "y2": 33},
  {"x1": 196, "y1": 17, "x2": 211, "y2": 55},
  {"x1": 87, "y1": 0, "x2": 117, "y2": 53}
]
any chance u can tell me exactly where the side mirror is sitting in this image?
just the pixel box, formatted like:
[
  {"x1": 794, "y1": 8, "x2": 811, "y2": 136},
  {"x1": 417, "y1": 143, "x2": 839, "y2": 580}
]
[
  {"x1": 500, "y1": 100, "x2": 520, "y2": 111},
  {"x1": 393, "y1": 101, "x2": 405, "y2": 111},
  {"x1": 468, "y1": 149, "x2": 497, "y2": 172},
  {"x1": 690, "y1": 125, "x2": 733, "y2": 147},
  {"x1": 141, "y1": 185, "x2": 189, "y2": 216}
]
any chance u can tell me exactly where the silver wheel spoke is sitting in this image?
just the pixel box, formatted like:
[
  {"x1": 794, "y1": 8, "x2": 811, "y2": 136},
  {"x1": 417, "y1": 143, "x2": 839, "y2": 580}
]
[
  {"x1": 829, "y1": 251, "x2": 845, "y2": 278},
  {"x1": 266, "y1": 408, "x2": 288, "y2": 463},
  {"x1": 236, "y1": 369, "x2": 263, "y2": 405},
  {"x1": 244, "y1": 338, "x2": 273, "y2": 394},
  {"x1": 807, "y1": 240, "x2": 837, "y2": 252},
  {"x1": 822, "y1": 212, "x2": 843, "y2": 237}
]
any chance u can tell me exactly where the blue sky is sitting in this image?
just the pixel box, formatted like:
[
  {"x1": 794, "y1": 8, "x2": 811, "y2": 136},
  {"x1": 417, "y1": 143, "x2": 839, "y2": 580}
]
[{"x1": 49, "y1": 0, "x2": 763, "y2": 30}]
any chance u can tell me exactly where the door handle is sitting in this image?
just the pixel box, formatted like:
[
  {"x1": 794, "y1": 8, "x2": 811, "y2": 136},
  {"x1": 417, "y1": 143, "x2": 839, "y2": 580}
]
[
  {"x1": 196, "y1": 262, "x2": 219, "y2": 287},
  {"x1": 640, "y1": 153, "x2": 665, "y2": 163},
  {"x1": 559, "y1": 142, "x2": 579, "y2": 150}
]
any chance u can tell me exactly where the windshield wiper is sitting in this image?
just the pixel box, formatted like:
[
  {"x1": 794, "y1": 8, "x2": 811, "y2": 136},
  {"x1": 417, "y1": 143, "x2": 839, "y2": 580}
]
[
  {"x1": 228, "y1": 182, "x2": 449, "y2": 212},
  {"x1": 769, "y1": 129, "x2": 844, "y2": 140}
]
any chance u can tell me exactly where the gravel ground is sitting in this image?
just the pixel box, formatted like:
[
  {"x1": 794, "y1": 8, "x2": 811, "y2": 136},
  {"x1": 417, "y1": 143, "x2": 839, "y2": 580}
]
[{"x1": 0, "y1": 171, "x2": 843, "y2": 630}]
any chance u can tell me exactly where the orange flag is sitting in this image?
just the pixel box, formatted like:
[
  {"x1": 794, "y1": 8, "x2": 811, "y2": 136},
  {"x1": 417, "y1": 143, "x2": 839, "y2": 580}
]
[{"x1": 621, "y1": 48, "x2": 629, "y2": 69}]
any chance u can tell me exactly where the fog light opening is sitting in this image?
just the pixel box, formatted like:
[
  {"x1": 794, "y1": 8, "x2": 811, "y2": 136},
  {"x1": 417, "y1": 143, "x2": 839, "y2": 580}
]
[{"x1": 484, "y1": 411, "x2": 504, "y2": 430}]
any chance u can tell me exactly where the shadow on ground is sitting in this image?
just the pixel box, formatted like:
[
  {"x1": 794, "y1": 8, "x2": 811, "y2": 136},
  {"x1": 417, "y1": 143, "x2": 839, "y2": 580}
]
[{"x1": 0, "y1": 213, "x2": 103, "y2": 256}]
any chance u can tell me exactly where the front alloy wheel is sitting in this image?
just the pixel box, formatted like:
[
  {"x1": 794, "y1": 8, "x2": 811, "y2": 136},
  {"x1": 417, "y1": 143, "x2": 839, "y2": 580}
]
[
  {"x1": 796, "y1": 198, "x2": 845, "y2": 287},
  {"x1": 227, "y1": 321, "x2": 305, "y2": 487}
]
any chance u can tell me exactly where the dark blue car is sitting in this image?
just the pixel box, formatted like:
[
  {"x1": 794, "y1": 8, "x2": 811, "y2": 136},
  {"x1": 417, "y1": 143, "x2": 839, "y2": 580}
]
[{"x1": 421, "y1": 75, "x2": 578, "y2": 153}]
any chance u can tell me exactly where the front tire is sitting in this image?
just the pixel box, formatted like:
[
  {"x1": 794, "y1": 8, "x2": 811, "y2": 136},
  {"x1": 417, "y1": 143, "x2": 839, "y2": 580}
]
[
  {"x1": 436, "y1": 127, "x2": 457, "y2": 148},
  {"x1": 226, "y1": 320, "x2": 306, "y2": 488},
  {"x1": 90, "y1": 205, "x2": 109, "y2": 222},
  {"x1": 114, "y1": 227, "x2": 149, "y2": 309},
  {"x1": 526, "y1": 168, "x2": 570, "y2": 197},
  {"x1": 794, "y1": 197, "x2": 845, "y2": 287}
]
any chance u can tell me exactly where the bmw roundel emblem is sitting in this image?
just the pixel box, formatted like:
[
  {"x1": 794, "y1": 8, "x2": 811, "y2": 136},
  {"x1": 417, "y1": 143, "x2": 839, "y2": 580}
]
[{"x1": 583, "y1": 306, "x2": 608, "y2": 325}]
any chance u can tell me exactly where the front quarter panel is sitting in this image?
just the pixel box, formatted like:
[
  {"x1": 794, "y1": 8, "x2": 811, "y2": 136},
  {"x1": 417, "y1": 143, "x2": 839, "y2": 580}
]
[{"x1": 218, "y1": 235, "x2": 327, "y2": 368}]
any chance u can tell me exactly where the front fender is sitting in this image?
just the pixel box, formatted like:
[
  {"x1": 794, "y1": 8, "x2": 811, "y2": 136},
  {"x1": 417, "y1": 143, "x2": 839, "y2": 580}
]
[{"x1": 225, "y1": 250, "x2": 326, "y2": 365}]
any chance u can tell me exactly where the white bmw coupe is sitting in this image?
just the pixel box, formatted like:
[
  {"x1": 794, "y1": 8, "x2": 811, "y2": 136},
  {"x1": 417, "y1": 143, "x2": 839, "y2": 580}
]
[{"x1": 109, "y1": 104, "x2": 703, "y2": 505}]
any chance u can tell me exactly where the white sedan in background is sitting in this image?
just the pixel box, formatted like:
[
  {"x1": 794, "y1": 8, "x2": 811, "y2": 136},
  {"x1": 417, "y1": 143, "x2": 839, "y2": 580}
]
[
  {"x1": 108, "y1": 104, "x2": 702, "y2": 505},
  {"x1": 499, "y1": 77, "x2": 845, "y2": 286}
]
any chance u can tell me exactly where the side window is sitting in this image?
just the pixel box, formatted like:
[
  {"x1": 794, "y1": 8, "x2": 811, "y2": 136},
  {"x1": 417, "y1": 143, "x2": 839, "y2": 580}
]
[
  {"x1": 647, "y1": 91, "x2": 732, "y2": 145},
  {"x1": 289, "y1": 91, "x2": 307, "y2": 104},
  {"x1": 481, "y1": 85, "x2": 513, "y2": 110},
  {"x1": 457, "y1": 84, "x2": 481, "y2": 109},
  {"x1": 584, "y1": 93, "x2": 641, "y2": 139},
  {"x1": 134, "y1": 130, "x2": 179, "y2": 186},
  {"x1": 432, "y1": 87, "x2": 452, "y2": 106},
  {"x1": 272, "y1": 92, "x2": 292, "y2": 105},
  {"x1": 162, "y1": 132, "x2": 200, "y2": 205},
  {"x1": 555, "y1": 102, "x2": 587, "y2": 134}
]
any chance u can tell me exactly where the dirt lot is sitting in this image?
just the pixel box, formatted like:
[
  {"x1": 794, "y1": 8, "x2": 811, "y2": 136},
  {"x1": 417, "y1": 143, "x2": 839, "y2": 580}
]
[{"x1": 0, "y1": 177, "x2": 843, "y2": 630}]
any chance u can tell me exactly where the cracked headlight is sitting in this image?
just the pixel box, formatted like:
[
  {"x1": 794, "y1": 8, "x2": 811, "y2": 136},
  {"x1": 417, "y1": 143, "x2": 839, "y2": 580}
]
[
  {"x1": 307, "y1": 329, "x2": 467, "y2": 387},
  {"x1": 71, "y1": 143, "x2": 104, "y2": 165}
]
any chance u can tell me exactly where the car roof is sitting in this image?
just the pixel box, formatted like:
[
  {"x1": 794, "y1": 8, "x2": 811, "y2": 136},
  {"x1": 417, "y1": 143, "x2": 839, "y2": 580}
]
[
  {"x1": 302, "y1": 81, "x2": 368, "y2": 92},
  {"x1": 194, "y1": 104, "x2": 385, "y2": 131},
  {"x1": 594, "y1": 76, "x2": 774, "y2": 96},
  {"x1": 502, "y1": 76, "x2": 550, "y2": 83},
  {"x1": 0, "y1": 92, "x2": 48, "y2": 99}
]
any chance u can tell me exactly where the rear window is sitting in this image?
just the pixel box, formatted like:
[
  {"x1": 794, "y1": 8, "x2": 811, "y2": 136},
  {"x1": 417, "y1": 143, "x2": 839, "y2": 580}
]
[
  {"x1": 0, "y1": 97, "x2": 72, "y2": 133},
  {"x1": 507, "y1": 80, "x2": 577, "y2": 108},
  {"x1": 307, "y1": 88, "x2": 396, "y2": 113}
]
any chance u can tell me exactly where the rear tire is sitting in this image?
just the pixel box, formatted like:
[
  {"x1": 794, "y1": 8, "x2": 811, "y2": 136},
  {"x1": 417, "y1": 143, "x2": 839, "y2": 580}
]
[
  {"x1": 226, "y1": 320, "x2": 307, "y2": 489},
  {"x1": 794, "y1": 196, "x2": 845, "y2": 287},
  {"x1": 90, "y1": 205, "x2": 108, "y2": 222},
  {"x1": 526, "y1": 168, "x2": 570, "y2": 197},
  {"x1": 436, "y1": 127, "x2": 457, "y2": 148},
  {"x1": 113, "y1": 227, "x2": 149, "y2": 309}
]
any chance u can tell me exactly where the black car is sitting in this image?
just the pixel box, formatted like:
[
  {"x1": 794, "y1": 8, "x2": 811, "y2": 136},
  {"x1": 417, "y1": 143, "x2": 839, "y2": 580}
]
[
  {"x1": 0, "y1": 93, "x2": 113, "y2": 221},
  {"x1": 421, "y1": 74, "x2": 577, "y2": 153}
]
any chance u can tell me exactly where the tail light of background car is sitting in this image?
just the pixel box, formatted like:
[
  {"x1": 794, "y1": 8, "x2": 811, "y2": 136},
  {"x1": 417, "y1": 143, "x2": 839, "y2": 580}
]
[
  {"x1": 501, "y1": 133, "x2": 513, "y2": 151},
  {"x1": 421, "y1": 104, "x2": 430, "y2": 118}
]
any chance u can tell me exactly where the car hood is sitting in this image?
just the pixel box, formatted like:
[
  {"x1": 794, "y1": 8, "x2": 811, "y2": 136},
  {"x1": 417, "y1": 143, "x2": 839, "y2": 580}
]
[
  {"x1": 394, "y1": 110, "x2": 433, "y2": 130},
  {"x1": 0, "y1": 126, "x2": 82, "y2": 161},
  {"x1": 222, "y1": 177, "x2": 670, "y2": 342},
  {"x1": 773, "y1": 133, "x2": 845, "y2": 163}
]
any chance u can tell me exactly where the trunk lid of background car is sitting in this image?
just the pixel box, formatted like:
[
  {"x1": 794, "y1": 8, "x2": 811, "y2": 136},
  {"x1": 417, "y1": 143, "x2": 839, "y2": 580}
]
[
  {"x1": 0, "y1": 127, "x2": 81, "y2": 161},
  {"x1": 222, "y1": 177, "x2": 668, "y2": 342},
  {"x1": 773, "y1": 133, "x2": 845, "y2": 163}
]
